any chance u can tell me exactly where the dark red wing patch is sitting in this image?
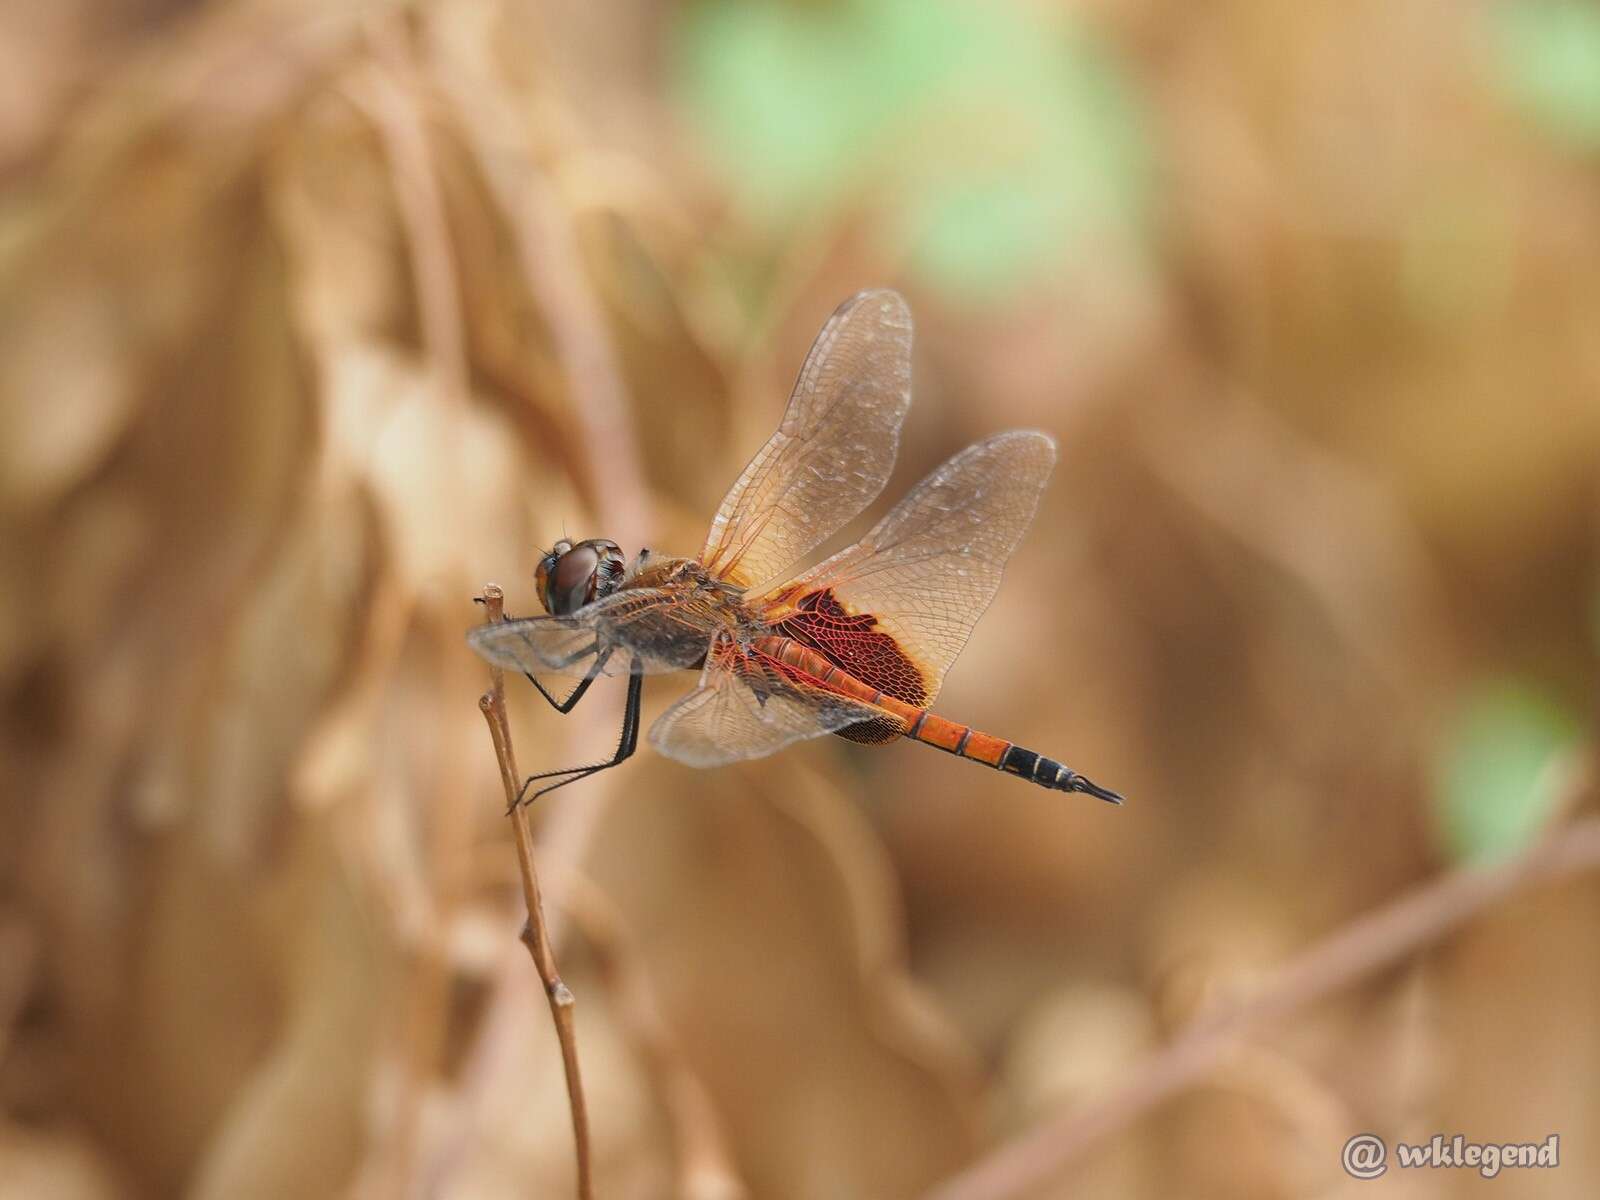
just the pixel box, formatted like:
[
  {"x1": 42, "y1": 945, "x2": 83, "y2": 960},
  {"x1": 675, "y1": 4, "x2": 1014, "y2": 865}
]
[
  {"x1": 770, "y1": 588, "x2": 928, "y2": 706},
  {"x1": 831, "y1": 715, "x2": 907, "y2": 745},
  {"x1": 755, "y1": 633, "x2": 908, "y2": 746}
]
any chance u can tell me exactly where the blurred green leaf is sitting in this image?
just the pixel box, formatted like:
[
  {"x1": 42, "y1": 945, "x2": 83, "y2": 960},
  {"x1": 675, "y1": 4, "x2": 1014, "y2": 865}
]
[
  {"x1": 673, "y1": 0, "x2": 1147, "y2": 300},
  {"x1": 1491, "y1": 0, "x2": 1600, "y2": 151},
  {"x1": 1434, "y1": 681, "x2": 1579, "y2": 863}
]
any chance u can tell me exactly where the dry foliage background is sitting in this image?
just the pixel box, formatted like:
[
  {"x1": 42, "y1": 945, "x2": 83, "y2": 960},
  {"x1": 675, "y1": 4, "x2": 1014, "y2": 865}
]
[{"x1": 2, "y1": 1, "x2": 1598, "y2": 1198}]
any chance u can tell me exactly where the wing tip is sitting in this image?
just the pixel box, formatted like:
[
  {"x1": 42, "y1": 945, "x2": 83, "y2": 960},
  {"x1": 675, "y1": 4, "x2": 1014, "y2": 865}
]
[
  {"x1": 958, "y1": 428, "x2": 1057, "y2": 471},
  {"x1": 838, "y1": 287, "x2": 911, "y2": 329},
  {"x1": 646, "y1": 701, "x2": 732, "y2": 769},
  {"x1": 998, "y1": 428, "x2": 1059, "y2": 458}
]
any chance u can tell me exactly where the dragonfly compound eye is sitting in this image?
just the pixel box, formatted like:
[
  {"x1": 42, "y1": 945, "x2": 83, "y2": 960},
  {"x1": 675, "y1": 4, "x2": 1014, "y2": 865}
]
[
  {"x1": 534, "y1": 550, "x2": 560, "y2": 614},
  {"x1": 549, "y1": 543, "x2": 601, "y2": 615}
]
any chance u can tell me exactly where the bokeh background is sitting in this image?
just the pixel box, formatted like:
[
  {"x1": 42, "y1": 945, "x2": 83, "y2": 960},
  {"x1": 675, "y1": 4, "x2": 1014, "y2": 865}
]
[{"x1": 2, "y1": 1, "x2": 1598, "y2": 1197}]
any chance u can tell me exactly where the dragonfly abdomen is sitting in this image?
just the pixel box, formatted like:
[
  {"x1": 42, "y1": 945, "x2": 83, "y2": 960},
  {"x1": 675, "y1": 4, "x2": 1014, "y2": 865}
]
[{"x1": 760, "y1": 637, "x2": 1123, "y2": 803}]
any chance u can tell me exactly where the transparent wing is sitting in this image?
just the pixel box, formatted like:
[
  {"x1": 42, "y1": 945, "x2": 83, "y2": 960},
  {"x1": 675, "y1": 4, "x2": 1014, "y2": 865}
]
[
  {"x1": 467, "y1": 587, "x2": 717, "y2": 678},
  {"x1": 648, "y1": 635, "x2": 884, "y2": 768},
  {"x1": 772, "y1": 430, "x2": 1057, "y2": 704},
  {"x1": 700, "y1": 290, "x2": 913, "y2": 592}
]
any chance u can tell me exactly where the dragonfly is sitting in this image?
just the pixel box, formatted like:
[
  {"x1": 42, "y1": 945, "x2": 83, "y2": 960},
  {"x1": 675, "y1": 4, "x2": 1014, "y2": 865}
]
[{"x1": 469, "y1": 289, "x2": 1124, "y2": 808}]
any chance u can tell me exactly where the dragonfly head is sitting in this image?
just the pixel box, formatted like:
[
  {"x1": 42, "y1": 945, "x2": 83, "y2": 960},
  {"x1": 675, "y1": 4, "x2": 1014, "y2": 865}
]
[{"x1": 535, "y1": 538, "x2": 625, "y2": 615}]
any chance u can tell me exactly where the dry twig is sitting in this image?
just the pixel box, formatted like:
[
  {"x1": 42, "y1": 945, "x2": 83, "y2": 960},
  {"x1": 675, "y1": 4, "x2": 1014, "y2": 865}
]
[
  {"x1": 477, "y1": 583, "x2": 594, "y2": 1200},
  {"x1": 926, "y1": 760, "x2": 1597, "y2": 1200}
]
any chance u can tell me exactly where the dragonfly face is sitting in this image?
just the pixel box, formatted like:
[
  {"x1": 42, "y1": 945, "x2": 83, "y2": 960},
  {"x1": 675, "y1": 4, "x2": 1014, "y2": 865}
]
[
  {"x1": 472, "y1": 289, "x2": 1125, "y2": 808},
  {"x1": 535, "y1": 538, "x2": 625, "y2": 616}
]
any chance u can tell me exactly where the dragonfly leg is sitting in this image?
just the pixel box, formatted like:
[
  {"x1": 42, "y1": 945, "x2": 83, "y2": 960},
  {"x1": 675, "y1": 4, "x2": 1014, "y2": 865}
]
[
  {"x1": 509, "y1": 668, "x2": 643, "y2": 811},
  {"x1": 538, "y1": 638, "x2": 604, "y2": 672},
  {"x1": 526, "y1": 645, "x2": 611, "y2": 714}
]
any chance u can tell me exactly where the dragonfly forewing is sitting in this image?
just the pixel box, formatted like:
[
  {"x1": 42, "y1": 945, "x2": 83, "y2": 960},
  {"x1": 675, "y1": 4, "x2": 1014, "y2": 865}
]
[
  {"x1": 468, "y1": 587, "x2": 717, "y2": 678},
  {"x1": 700, "y1": 290, "x2": 914, "y2": 592}
]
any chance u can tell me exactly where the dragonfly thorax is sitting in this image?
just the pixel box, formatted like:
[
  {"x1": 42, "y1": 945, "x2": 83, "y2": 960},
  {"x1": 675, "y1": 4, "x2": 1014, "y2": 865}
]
[{"x1": 535, "y1": 538, "x2": 625, "y2": 615}]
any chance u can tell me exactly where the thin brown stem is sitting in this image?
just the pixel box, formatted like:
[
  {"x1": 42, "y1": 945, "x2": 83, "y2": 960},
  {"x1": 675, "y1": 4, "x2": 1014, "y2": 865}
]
[
  {"x1": 477, "y1": 584, "x2": 594, "y2": 1200},
  {"x1": 925, "y1": 760, "x2": 1597, "y2": 1200}
]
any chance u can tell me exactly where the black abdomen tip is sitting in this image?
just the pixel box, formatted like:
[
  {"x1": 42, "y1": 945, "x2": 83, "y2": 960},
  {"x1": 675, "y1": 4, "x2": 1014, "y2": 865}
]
[
  {"x1": 1062, "y1": 773, "x2": 1126, "y2": 805},
  {"x1": 1038, "y1": 755, "x2": 1126, "y2": 805},
  {"x1": 999, "y1": 745, "x2": 1124, "y2": 804}
]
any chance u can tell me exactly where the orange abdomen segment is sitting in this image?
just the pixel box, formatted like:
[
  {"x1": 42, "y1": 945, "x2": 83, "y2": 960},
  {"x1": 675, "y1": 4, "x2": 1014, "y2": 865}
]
[{"x1": 905, "y1": 711, "x2": 1009, "y2": 766}]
